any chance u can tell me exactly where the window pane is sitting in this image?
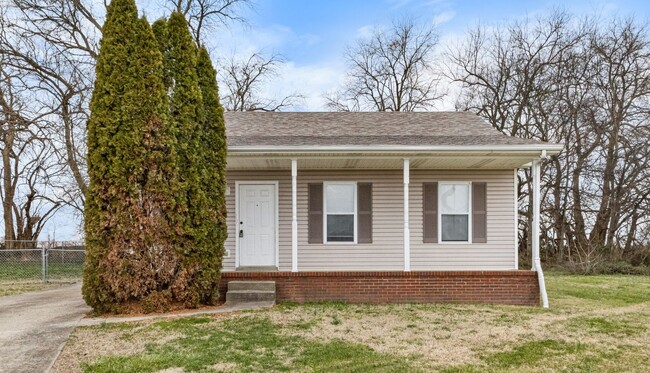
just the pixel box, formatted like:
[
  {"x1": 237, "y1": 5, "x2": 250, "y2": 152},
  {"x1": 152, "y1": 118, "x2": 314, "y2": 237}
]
[
  {"x1": 441, "y1": 214, "x2": 469, "y2": 242},
  {"x1": 326, "y1": 184, "x2": 355, "y2": 213},
  {"x1": 440, "y1": 184, "x2": 469, "y2": 213},
  {"x1": 327, "y1": 214, "x2": 354, "y2": 242}
]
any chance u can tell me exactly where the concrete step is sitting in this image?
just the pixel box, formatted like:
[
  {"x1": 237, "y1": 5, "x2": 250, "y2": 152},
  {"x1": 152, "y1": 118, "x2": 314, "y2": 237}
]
[
  {"x1": 226, "y1": 290, "x2": 276, "y2": 304},
  {"x1": 228, "y1": 281, "x2": 276, "y2": 292}
]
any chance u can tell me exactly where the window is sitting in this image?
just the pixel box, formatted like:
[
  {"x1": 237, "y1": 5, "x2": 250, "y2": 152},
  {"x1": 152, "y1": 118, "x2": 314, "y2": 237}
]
[
  {"x1": 324, "y1": 182, "x2": 356, "y2": 243},
  {"x1": 439, "y1": 182, "x2": 471, "y2": 242}
]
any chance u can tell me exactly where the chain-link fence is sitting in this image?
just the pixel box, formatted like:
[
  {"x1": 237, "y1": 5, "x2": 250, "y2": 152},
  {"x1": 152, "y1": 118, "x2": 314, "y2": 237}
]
[{"x1": 0, "y1": 241, "x2": 84, "y2": 284}]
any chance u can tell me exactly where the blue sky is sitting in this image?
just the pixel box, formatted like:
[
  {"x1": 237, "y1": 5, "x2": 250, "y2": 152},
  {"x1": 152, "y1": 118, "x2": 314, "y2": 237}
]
[
  {"x1": 233, "y1": 0, "x2": 646, "y2": 67},
  {"x1": 42, "y1": 0, "x2": 650, "y2": 240},
  {"x1": 228, "y1": 0, "x2": 650, "y2": 64},
  {"x1": 195, "y1": 0, "x2": 650, "y2": 110}
]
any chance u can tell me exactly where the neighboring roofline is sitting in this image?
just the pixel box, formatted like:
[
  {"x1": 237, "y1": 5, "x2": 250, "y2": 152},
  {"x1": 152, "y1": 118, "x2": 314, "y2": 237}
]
[{"x1": 228, "y1": 144, "x2": 565, "y2": 155}]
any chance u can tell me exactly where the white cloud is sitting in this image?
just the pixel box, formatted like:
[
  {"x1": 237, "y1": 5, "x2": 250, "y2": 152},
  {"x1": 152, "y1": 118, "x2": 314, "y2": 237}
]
[
  {"x1": 387, "y1": 0, "x2": 414, "y2": 9},
  {"x1": 261, "y1": 61, "x2": 347, "y2": 111},
  {"x1": 356, "y1": 25, "x2": 375, "y2": 39},
  {"x1": 432, "y1": 10, "x2": 456, "y2": 26},
  {"x1": 206, "y1": 20, "x2": 347, "y2": 111},
  {"x1": 299, "y1": 33, "x2": 321, "y2": 47},
  {"x1": 210, "y1": 22, "x2": 324, "y2": 59}
]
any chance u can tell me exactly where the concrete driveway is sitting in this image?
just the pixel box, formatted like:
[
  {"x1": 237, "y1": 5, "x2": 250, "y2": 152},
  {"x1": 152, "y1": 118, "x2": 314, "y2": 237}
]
[{"x1": 0, "y1": 284, "x2": 90, "y2": 373}]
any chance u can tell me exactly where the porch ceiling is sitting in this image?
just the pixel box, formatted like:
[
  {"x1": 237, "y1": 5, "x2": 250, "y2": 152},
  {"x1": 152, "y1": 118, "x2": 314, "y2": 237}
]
[{"x1": 227, "y1": 153, "x2": 537, "y2": 170}]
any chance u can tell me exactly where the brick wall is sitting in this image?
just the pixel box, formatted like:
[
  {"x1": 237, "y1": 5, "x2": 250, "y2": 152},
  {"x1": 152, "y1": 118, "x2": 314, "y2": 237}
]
[{"x1": 219, "y1": 271, "x2": 540, "y2": 306}]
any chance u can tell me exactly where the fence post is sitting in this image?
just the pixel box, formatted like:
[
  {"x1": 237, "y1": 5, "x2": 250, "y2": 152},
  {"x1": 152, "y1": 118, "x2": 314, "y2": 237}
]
[{"x1": 42, "y1": 246, "x2": 47, "y2": 283}]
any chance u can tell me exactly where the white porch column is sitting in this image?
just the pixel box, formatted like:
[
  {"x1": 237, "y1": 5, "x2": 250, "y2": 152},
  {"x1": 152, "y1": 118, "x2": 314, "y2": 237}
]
[
  {"x1": 291, "y1": 159, "x2": 298, "y2": 272},
  {"x1": 514, "y1": 168, "x2": 519, "y2": 270},
  {"x1": 531, "y1": 160, "x2": 540, "y2": 271},
  {"x1": 531, "y1": 159, "x2": 549, "y2": 308},
  {"x1": 403, "y1": 158, "x2": 410, "y2": 272}
]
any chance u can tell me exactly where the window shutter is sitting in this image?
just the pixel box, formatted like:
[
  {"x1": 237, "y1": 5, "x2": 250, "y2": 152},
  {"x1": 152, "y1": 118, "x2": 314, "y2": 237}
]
[
  {"x1": 423, "y1": 182, "x2": 438, "y2": 243},
  {"x1": 472, "y1": 182, "x2": 487, "y2": 243},
  {"x1": 357, "y1": 183, "x2": 372, "y2": 243},
  {"x1": 308, "y1": 183, "x2": 323, "y2": 243}
]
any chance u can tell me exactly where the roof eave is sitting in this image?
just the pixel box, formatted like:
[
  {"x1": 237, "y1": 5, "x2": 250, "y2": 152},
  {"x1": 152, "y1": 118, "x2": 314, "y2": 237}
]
[{"x1": 228, "y1": 144, "x2": 564, "y2": 156}]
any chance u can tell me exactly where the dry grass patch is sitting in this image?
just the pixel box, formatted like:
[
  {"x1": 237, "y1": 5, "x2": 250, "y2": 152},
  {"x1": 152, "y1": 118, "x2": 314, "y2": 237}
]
[
  {"x1": 266, "y1": 300, "x2": 650, "y2": 369},
  {"x1": 267, "y1": 303, "x2": 528, "y2": 366}
]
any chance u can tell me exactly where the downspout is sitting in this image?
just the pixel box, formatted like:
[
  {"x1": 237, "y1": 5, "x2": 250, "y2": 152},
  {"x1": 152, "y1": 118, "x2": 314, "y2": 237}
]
[{"x1": 532, "y1": 153, "x2": 549, "y2": 308}]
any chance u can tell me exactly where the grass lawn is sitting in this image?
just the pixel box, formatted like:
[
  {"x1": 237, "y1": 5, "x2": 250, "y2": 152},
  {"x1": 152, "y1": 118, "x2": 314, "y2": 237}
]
[
  {"x1": 0, "y1": 262, "x2": 83, "y2": 282},
  {"x1": 52, "y1": 273, "x2": 650, "y2": 373},
  {"x1": 0, "y1": 282, "x2": 64, "y2": 297},
  {"x1": 0, "y1": 262, "x2": 83, "y2": 296}
]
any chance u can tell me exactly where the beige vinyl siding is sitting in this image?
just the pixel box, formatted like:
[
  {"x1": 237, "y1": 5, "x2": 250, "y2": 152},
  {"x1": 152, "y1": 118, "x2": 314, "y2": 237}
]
[
  {"x1": 223, "y1": 169, "x2": 516, "y2": 272},
  {"x1": 298, "y1": 171, "x2": 404, "y2": 271},
  {"x1": 410, "y1": 170, "x2": 516, "y2": 270}
]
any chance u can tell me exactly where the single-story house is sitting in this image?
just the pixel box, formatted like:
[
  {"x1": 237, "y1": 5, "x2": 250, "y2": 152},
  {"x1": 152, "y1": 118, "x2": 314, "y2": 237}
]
[{"x1": 218, "y1": 112, "x2": 562, "y2": 307}]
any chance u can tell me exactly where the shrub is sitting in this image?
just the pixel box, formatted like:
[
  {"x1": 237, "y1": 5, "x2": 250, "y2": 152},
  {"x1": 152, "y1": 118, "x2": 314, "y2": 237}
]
[
  {"x1": 142, "y1": 290, "x2": 173, "y2": 314},
  {"x1": 592, "y1": 261, "x2": 650, "y2": 276}
]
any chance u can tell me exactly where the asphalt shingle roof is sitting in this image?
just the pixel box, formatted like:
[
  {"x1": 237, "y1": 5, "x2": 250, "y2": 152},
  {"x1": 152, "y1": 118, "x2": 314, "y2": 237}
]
[{"x1": 224, "y1": 111, "x2": 549, "y2": 147}]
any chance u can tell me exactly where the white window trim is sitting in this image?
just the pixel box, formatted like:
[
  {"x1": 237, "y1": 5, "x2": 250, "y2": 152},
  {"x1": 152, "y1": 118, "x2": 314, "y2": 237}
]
[
  {"x1": 438, "y1": 181, "x2": 473, "y2": 244},
  {"x1": 323, "y1": 181, "x2": 358, "y2": 244}
]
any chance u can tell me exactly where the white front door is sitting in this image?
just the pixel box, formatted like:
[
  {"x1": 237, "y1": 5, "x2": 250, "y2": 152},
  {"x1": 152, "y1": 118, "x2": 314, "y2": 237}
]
[{"x1": 238, "y1": 183, "x2": 277, "y2": 267}]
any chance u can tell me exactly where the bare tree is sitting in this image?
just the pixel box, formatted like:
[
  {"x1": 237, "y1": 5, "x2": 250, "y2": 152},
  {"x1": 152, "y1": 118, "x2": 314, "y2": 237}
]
[
  {"x1": 219, "y1": 52, "x2": 303, "y2": 111},
  {"x1": 448, "y1": 11, "x2": 650, "y2": 269},
  {"x1": 326, "y1": 18, "x2": 444, "y2": 112},
  {"x1": 0, "y1": 58, "x2": 63, "y2": 246},
  {"x1": 587, "y1": 19, "x2": 650, "y2": 248},
  {"x1": 166, "y1": 0, "x2": 251, "y2": 43},
  {"x1": 0, "y1": 0, "x2": 256, "y2": 223},
  {"x1": 0, "y1": 0, "x2": 104, "y2": 215},
  {"x1": 447, "y1": 10, "x2": 584, "y2": 261}
]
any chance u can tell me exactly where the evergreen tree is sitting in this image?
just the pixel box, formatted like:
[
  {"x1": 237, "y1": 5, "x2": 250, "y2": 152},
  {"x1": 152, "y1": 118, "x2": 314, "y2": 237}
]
[
  {"x1": 151, "y1": 19, "x2": 172, "y2": 90},
  {"x1": 83, "y1": 0, "x2": 180, "y2": 313},
  {"x1": 196, "y1": 46, "x2": 228, "y2": 304},
  {"x1": 157, "y1": 12, "x2": 217, "y2": 307},
  {"x1": 84, "y1": 3, "x2": 227, "y2": 313}
]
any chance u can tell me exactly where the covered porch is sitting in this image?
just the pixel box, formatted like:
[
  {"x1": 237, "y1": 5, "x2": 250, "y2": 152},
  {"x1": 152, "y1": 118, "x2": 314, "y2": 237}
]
[{"x1": 226, "y1": 146, "x2": 556, "y2": 307}]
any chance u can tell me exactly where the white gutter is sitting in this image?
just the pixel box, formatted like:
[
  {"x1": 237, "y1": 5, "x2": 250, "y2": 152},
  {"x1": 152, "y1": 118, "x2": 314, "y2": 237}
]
[
  {"x1": 531, "y1": 157, "x2": 549, "y2": 308},
  {"x1": 228, "y1": 144, "x2": 565, "y2": 155}
]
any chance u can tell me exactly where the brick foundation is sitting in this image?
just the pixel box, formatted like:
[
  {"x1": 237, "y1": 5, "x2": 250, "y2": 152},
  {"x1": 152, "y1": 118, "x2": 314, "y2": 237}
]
[{"x1": 219, "y1": 271, "x2": 540, "y2": 306}]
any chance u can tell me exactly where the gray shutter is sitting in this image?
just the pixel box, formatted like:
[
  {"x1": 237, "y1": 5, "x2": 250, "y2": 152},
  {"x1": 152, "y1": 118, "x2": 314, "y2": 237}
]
[
  {"x1": 308, "y1": 183, "x2": 323, "y2": 244},
  {"x1": 423, "y1": 182, "x2": 438, "y2": 243},
  {"x1": 357, "y1": 183, "x2": 372, "y2": 243},
  {"x1": 472, "y1": 182, "x2": 487, "y2": 243}
]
